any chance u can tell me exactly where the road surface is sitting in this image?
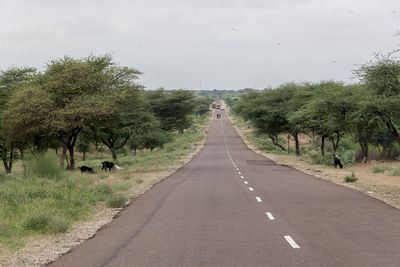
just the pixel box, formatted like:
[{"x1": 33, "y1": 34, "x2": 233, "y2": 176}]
[{"x1": 51, "y1": 108, "x2": 400, "y2": 267}]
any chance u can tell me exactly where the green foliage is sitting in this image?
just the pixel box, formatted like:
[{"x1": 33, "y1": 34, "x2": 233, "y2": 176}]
[
  {"x1": 388, "y1": 166, "x2": 400, "y2": 176},
  {"x1": 371, "y1": 165, "x2": 388, "y2": 173},
  {"x1": 146, "y1": 89, "x2": 196, "y2": 133},
  {"x1": 135, "y1": 178, "x2": 143, "y2": 184},
  {"x1": 22, "y1": 153, "x2": 64, "y2": 180},
  {"x1": 310, "y1": 153, "x2": 333, "y2": 166},
  {"x1": 106, "y1": 194, "x2": 127, "y2": 208},
  {"x1": 344, "y1": 171, "x2": 358, "y2": 182},
  {"x1": 338, "y1": 150, "x2": 356, "y2": 165}
]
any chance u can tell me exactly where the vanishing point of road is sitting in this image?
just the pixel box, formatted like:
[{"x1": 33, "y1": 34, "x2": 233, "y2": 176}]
[{"x1": 50, "y1": 107, "x2": 400, "y2": 267}]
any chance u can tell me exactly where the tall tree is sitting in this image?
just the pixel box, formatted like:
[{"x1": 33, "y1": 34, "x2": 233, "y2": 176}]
[
  {"x1": 0, "y1": 67, "x2": 36, "y2": 173},
  {"x1": 357, "y1": 56, "x2": 400, "y2": 148},
  {"x1": 3, "y1": 55, "x2": 123, "y2": 170}
]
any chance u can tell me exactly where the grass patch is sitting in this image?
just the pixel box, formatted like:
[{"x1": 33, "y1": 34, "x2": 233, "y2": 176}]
[
  {"x1": 371, "y1": 166, "x2": 387, "y2": 173},
  {"x1": 0, "y1": 114, "x2": 211, "y2": 252},
  {"x1": 106, "y1": 194, "x2": 127, "y2": 208},
  {"x1": 344, "y1": 171, "x2": 358, "y2": 182},
  {"x1": 388, "y1": 166, "x2": 400, "y2": 176}
]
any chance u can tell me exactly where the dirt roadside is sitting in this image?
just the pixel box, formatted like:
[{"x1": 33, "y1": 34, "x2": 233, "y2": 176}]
[
  {"x1": 0, "y1": 119, "x2": 212, "y2": 267},
  {"x1": 223, "y1": 101, "x2": 400, "y2": 210}
]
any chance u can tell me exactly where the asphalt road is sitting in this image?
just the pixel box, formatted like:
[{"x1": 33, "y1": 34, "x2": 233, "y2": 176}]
[{"x1": 50, "y1": 108, "x2": 400, "y2": 267}]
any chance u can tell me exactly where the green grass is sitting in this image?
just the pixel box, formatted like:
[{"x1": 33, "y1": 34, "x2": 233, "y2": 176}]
[
  {"x1": 0, "y1": 114, "x2": 211, "y2": 252},
  {"x1": 388, "y1": 166, "x2": 400, "y2": 176},
  {"x1": 371, "y1": 166, "x2": 388, "y2": 173},
  {"x1": 344, "y1": 171, "x2": 358, "y2": 182},
  {"x1": 106, "y1": 194, "x2": 127, "y2": 208}
]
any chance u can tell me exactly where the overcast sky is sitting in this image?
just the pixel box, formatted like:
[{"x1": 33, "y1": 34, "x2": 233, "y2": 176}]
[{"x1": 0, "y1": 0, "x2": 399, "y2": 90}]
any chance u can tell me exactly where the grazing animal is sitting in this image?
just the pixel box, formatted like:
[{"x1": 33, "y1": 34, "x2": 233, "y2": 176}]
[
  {"x1": 78, "y1": 166, "x2": 95, "y2": 173},
  {"x1": 114, "y1": 164, "x2": 124, "y2": 171},
  {"x1": 102, "y1": 161, "x2": 115, "y2": 172},
  {"x1": 334, "y1": 156, "x2": 343, "y2": 169}
]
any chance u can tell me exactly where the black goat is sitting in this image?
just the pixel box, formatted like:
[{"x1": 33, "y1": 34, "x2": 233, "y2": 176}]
[
  {"x1": 78, "y1": 166, "x2": 95, "y2": 173},
  {"x1": 334, "y1": 157, "x2": 343, "y2": 169},
  {"x1": 102, "y1": 161, "x2": 115, "y2": 172}
]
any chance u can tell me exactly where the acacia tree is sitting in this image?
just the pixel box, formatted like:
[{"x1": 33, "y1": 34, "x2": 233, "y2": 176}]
[
  {"x1": 3, "y1": 55, "x2": 123, "y2": 170},
  {"x1": 146, "y1": 89, "x2": 196, "y2": 133},
  {"x1": 357, "y1": 56, "x2": 400, "y2": 148},
  {"x1": 0, "y1": 67, "x2": 36, "y2": 173}
]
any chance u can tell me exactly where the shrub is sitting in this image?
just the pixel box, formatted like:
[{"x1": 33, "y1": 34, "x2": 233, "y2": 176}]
[
  {"x1": 310, "y1": 153, "x2": 332, "y2": 166},
  {"x1": 106, "y1": 194, "x2": 127, "y2": 208},
  {"x1": 93, "y1": 184, "x2": 113, "y2": 201},
  {"x1": 389, "y1": 166, "x2": 400, "y2": 176},
  {"x1": 371, "y1": 166, "x2": 387, "y2": 173},
  {"x1": 24, "y1": 214, "x2": 49, "y2": 232},
  {"x1": 23, "y1": 153, "x2": 64, "y2": 180},
  {"x1": 344, "y1": 171, "x2": 358, "y2": 182},
  {"x1": 338, "y1": 150, "x2": 356, "y2": 165},
  {"x1": 136, "y1": 178, "x2": 143, "y2": 184}
]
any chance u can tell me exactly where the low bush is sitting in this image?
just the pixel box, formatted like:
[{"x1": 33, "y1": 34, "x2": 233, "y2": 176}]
[
  {"x1": 23, "y1": 153, "x2": 64, "y2": 180},
  {"x1": 371, "y1": 166, "x2": 387, "y2": 173},
  {"x1": 136, "y1": 178, "x2": 143, "y2": 184},
  {"x1": 344, "y1": 171, "x2": 358, "y2": 182},
  {"x1": 310, "y1": 153, "x2": 332, "y2": 166},
  {"x1": 106, "y1": 194, "x2": 127, "y2": 208},
  {"x1": 338, "y1": 150, "x2": 356, "y2": 165},
  {"x1": 388, "y1": 166, "x2": 400, "y2": 176}
]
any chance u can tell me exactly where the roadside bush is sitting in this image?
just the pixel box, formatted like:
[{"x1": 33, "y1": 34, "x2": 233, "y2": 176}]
[
  {"x1": 136, "y1": 178, "x2": 143, "y2": 184},
  {"x1": 338, "y1": 149, "x2": 356, "y2": 165},
  {"x1": 310, "y1": 153, "x2": 332, "y2": 166},
  {"x1": 23, "y1": 214, "x2": 68, "y2": 234},
  {"x1": 388, "y1": 166, "x2": 400, "y2": 176},
  {"x1": 23, "y1": 153, "x2": 64, "y2": 180},
  {"x1": 371, "y1": 166, "x2": 387, "y2": 173},
  {"x1": 344, "y1": 171, "x2": 358, "y2": 182},
  {"x1": 106, "y1": 194, "x2": 127, "y2": 208}
]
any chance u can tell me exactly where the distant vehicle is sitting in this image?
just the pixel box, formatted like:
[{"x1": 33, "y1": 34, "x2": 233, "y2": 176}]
[
  {"x1": 216, "y1": 104, "x2": 221, "y2": 109},
  {"x1": 221, "y1": 106, "x2": 224, "y2": 111},
  {"x1": 212, "y1": 104, "x2": 216, "y2": 108}
]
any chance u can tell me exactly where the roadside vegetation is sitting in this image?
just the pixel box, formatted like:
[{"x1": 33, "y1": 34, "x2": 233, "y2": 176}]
[
  {"x1": 0, "y1": 55, "x2": 213, "y2": 252},
  {"x1": 222, "y1": 54, "x2": 400, "y2": 169}
]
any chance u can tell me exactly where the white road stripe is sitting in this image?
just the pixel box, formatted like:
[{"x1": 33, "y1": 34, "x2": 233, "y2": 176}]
[
  {"x1": 244, "y1": 181, "x2": 248, "y2": 184},
  {"x1": 238, "y1": 172, "x2": 241, "y2": 175},
  {"x1": 249, "y1": 187, "x2": 254, "y2": 191},
  {"x1": 240, "y1": 176, "x2": 244, "y2": 179},
  {"x1": 284, "y1": 236, "x2": 300, "y2": 248},
  {"x1": 266, "y1": 212, "x2": 275, "y2": 220},
  {"x1": 236, "y1": 168, "x2": 239, "y2": 171},
  {"x1": 256, "y1": 197, "x2": 262, "y2": 202}
]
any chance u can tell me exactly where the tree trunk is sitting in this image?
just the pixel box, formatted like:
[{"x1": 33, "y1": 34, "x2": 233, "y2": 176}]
[
  {"x1": 60, "y1": 145, "x2": 67, "y2": 168},
  {"x1": 2, "y1": 149, "x2": 13, "y2": 174},
  {"x1": 320, "y1": 135, "x2": 325, "y2": 156},
  {"x1": 386, "y1": 120, "x2": 400, "y2": 147},
  {"x1": 359, "y1": 135, "x2": 369, "y2": 163},
  {"x1": 82, "y1": 150, "x2": 86, "y2": 161},
  {"x1": 330, "y1": 132, "x2": 340, "y2": 158},
  {"x1": 268, "y1": 134, "x2": 286, "y2": 151},
  {"x1": 294, "y1": 132, "x2": 300, "y2": 156},
  {"x1": 19, "y1": 148, "x2": 24, "y2": 160},
  {"x1": 67, "y1": 145, "x2": 75, "y2": 170},
  {"x1": 133, "y1": 149, "x2": 137, "y2": 156},
  {"x1": 112, "y1": 150, "x2": 117, "y2": 161}
]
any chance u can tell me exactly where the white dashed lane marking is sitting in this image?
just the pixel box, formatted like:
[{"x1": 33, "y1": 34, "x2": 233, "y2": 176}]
[
  {"x1": 266, "y1": 212, "x2": 275, "y2": 220},
  {"x1": 238, "y1": 172, "x2": 241, "y2": 175},
  {"x1": 244, "y1": 181, "x2": 248, "y2": 184},
  {"x1": 284, "y1": 236, "x2": 300, "y2": 248},
  {"x1": 256, "y1": 197, "x2": 262, "y2": 203},
  {"x1": 240, "y1": 176, "x2": 244, "y2": 179},
  {"x1": 249, "y1": 187, "x2": 254, "y2": 191},
  {"x1": 236, "y1": 168, "x2": 239, "y2": 171}
]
